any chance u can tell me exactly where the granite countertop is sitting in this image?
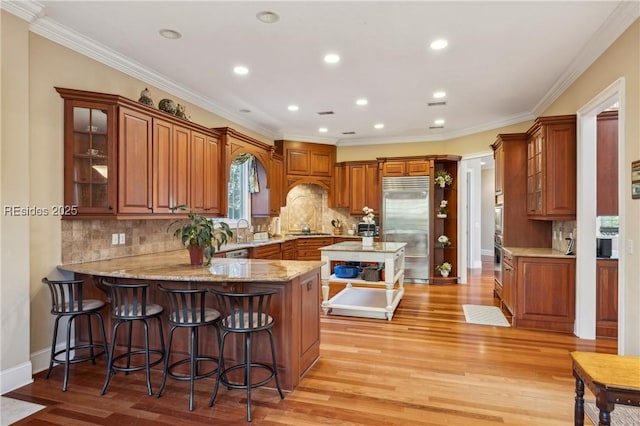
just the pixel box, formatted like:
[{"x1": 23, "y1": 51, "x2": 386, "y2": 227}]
[
  {"x1": 318, "y1": 241, "x2": 407, "y2": 253},
  {"x1": 220, "y1": 233, "x2": 361, "y2": 253},
  {"x1": 503, "y1": 247, "x2": 576, "y2": 258},
  {"x1": 58, "y1": 250, "x2": 324, "y2": 282}
]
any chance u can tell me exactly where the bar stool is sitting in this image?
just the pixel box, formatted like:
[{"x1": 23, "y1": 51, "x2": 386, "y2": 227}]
[
  {"x1": 101, "y1": 280, "x2": 165, "y2": 396},
  {"x1": 42, "y1": 277, "x2": 108, "y2": 392},
  {"x1": 208, "y1": 288, "x2": 284, "y2": 422},
  {"x1": 157, "y1": 285, "x2": 221, "y2": 411}
]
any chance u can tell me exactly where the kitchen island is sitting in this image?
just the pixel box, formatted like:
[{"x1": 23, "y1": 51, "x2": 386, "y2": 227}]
[
  {"x1": 58, "y1": 250, "x2": 324, "y2": 391},
  {"x1": 320, "y1": 241, "x2": 406, "y2": 321}
]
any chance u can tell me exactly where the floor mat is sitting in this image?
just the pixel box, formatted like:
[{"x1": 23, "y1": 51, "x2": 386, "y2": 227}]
[
  {"x1": 1, "y1": 396, "x2": 45, "y2": 425},
  {"x1": 585, "y1": 400, "x2": 640, "y2": 426},
  {"x1": 462, "y1": 304, "x2": 510, "y2": 327}
]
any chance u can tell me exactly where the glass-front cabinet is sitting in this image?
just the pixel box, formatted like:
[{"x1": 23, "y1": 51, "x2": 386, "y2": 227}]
[{"x1": 59, "y1": 88, "x2": 117, "y2": 216}]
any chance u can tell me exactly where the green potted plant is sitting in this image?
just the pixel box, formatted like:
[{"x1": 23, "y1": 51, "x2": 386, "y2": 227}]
[
  {"x1": 168, "y1": 205, "x2": 233, "y2": 265},
  {"x1": 436, "y1": 262, "x2": 452, "y2": 277}
]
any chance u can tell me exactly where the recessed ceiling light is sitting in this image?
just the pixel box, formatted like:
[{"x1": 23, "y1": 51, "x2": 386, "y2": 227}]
[
  {"x1": 356, "y1": 98, "x2": 368, "y2": 106},
  {"x1": 288, "y1": 105, "x2": 299, "y2": 111},
  {"x1": 374, "y1": 123, "x2": 384, "y2": 129},
  {"x1": 324, "y1": 53, "x2": 340, "y2": 64},
  {"x1": 430, "y1": 39, "x2": 448, "y2": 50},
  {"x1": 159, "y1": 29, "x2": 182, "y2": 40},
  {"x1": 434, "y1": 118, "x2": 446, "y2": 126},
  {"x1": 318, "y1": 127, "x2": 328, "y2": 133},
  {"x1": 256, "y1": 11, "x2": 280, "y2": 24},
  {"x1": 433, "y1": 91, "x2": 447, "y2": 99},
  {"x1": 233, "y1": 66, "x2": 249, "y2": 75}
]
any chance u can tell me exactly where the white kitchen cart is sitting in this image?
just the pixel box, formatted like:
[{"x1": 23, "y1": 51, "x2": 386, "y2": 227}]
[{"x1": 319, "y1": 241, "x2": 406, "y2": 321}]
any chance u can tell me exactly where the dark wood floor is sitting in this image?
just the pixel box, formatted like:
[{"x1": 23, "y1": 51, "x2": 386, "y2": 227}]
[{"x1": 7, "y1": 258, "x2": 616, "y2": 425}]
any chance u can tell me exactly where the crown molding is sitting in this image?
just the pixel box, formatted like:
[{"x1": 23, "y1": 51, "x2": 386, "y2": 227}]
[
  {"x1": 14, "y1": 3, "x2": 279, "y2": 140},
  {"x1": 533, "y1": 1, "x2": 640, "y2": 115}
]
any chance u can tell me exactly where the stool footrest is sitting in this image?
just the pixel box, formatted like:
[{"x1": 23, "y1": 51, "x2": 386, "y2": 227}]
[
  {"x1": 219, "y1": 363, "x2": 277, "y2": 390},
  {"x1": 110, "y1": 349, "x2": 164, "y2": 373},
  {"x1": 52, "y1": 344, "x2": 106, "y2": 365},
  {"x1": 167, "y1": 357, "x2": 218, "y2": 382}
]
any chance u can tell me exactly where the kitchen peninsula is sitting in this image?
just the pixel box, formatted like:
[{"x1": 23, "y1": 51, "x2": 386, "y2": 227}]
[{"x1": 58, "y1": 251, "x2": 324, "y2": 391}]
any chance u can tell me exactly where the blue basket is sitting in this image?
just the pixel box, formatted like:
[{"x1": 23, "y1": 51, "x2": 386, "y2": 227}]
[{"x1": 334, "y1": 265, "x2": 360, "y2": 278}]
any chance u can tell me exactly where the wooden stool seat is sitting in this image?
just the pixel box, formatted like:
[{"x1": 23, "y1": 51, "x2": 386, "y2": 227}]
[{"x1": 570, "y1": 351, "x2": 640, "y2": 426}]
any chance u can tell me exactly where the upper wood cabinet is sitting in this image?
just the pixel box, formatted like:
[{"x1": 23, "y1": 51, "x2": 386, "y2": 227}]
[
  {"x1": 348, "y1": 161, "x2": 380, "y2": 216},
  {"x1": 58, "y1": 87, "x2": 223, "y2": 219},
  {"x1": 596, "y1": 110, "x2": 618, "y2": 216},
  {"x1": 379, "y1": 157, "x2": 431, "y2": 177},
  {"x1": 274, "y1": 140, "x2": 335, "y2": 194},
  {"x1": 526, "y1": 115, "x2": 576, "y2": 220},
  {"x1": 59, "y1": 89, "x2": 118, "y2": 216},
  {"x1": 491, "y1": 133, "x2": 551, "y2": 247},
  {"x1": 217, "y1": 127, "x2": 281, "y2": 217},
  {"x1": 331, "y1": 162, "x2": 350, "y2": 208}
]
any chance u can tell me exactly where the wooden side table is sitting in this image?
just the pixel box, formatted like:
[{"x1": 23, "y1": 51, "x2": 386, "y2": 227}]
[{"x1": 570, "y1": 351, "x2": 640, "y2": 426}]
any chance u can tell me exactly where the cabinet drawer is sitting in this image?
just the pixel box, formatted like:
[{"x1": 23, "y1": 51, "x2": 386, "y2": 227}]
[
  {"x1": 296, "y1": 237, "x2": 333, "y2": 248},
  {"x1": 282, "y1": 240, "x2": 296, "y2": 251},
  {"x1": 251, "y1": 243, "x2": 281, "y2": 259}
]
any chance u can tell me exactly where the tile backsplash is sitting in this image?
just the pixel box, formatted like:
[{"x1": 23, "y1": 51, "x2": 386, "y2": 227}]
[
  {"x1": 61, "y1": 219, "x2": 182, "y2": 264},
  {"x1": 552, "y1": 221, "x2": 577, "y2": 254}
]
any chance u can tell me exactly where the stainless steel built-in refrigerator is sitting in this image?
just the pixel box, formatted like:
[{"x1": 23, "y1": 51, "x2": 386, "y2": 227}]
[{"x1": 381, "y1": 176, "x2": 430, "y2": 283}]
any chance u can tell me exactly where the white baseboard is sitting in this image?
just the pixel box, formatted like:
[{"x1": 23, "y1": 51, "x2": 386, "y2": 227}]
[{"x1": 0, "y1": 361, "x2": 33, "y2": 395}]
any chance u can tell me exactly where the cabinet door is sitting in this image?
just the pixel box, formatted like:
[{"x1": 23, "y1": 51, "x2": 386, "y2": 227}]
[
  {"x1": 190, "y1": 130, "x2": 220, "y2": 214},
  {"x1": 596, "y1": 111, "x2": 618, "y2": 216},
  {"x1": 596, "y1": 260, "x2": 618, "y2": 338},
  {"x1": 64, "y1": 101, "x2": 116, "y2": 215},
  {"x1": 349, "y1": 164, "x2": 367, "y2": 215},
  {"x1": 286, "y1": 148, "x2": 310, "y2": 176},
  {"x1": 365, "y1": 163, "x2": 380, "y2": 212},
  {"x1": 502, "y1": 258, "x2": 515, "y2": 315},
  {"x1": 118, "y1": 107, "x2": 153, "y2": 214},
  {"x1": 269, "y1": 155, "x2": 283, "y2": 215},
  {"x1": 152, "y1": 118, "x2": 173, "y2": 213},
  {"x1": 310, "y1": 151, "x2": 332, "y2": 177},
  {"x1": 299, "y1": 272, "x2": 320, "y2": 372},
  {"x1": 494, "y1": 143, "x2": 504, "y2": 200},
  {"x1": 331, "y1": 163, "x2": 350, "y2": 208},
  {"x1": 515, "y1": 257, "x2": 575, "y2": 332},
  {"x1": 172, "y1": 125, "x2": 191, "y2": 209},
  {"x1": 543, "y1": 122, "x2": 576, "y2": 217},
  {"x1": 526, "y1": 132, "x2": 543, "y2": 215},
  {"x1": 381, "y1": 161, "x2": 406, "y2": 177},
  {"x1": 406, "y1": 160, "x2": 430, "y2": 176}
]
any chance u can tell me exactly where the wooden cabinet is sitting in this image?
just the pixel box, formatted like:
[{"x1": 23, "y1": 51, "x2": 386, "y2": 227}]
[
  {"x1": 298, "y1": 272, "x2": 321, "y2": 373},
  {"x1": 501, "y1": 250, "x2": 515, "y2": 315},
  {"x1": 59, "y1": 90, "x2": 117, "y2": 216},
  {"x1": 348, "y1": 161, "x2": 380, "y2": 215},
  {"x1": 379, "y1": 157, "x2": 431, "y2": 177},
  {"x1": 274, "y1": 140, "x2": 335, "y2": 195},
  {"x1": 296, "y1": 237, "x2": 334, "y2": 260},
  {"x1": 514, "y1": 256, "x2": 575, "y2": 333},
  {"x1": 526, "y1": 115, "x2": 576, "y2": 219},
  {"x1": 282, "y1": 240, "x2": 296, "y2": 260},
  {"x1": 250, "y1": 243, "x2": 282, "y2": 260},
  {"x1": 596, "y1": 259, "x2": 618, "y2": 339},
  {"x1": 431, "y1": 158, "x2": 460, "y2": 284},
  {"x1": 268, "y1": 153, "x2": 284, "y2": 216},
  {"x1": 597, "y1": 111, "x2": 619, "y2": 216},
  {"x1": 331, "y1": 162, "x2": 350, "y2": 208},
  {"x1": 118, "y1": 106, "x2": 153, "y2": 214},
  {"x1": 492, "y1": 133, "x2": 551, "y2": 247},
  {"x1": 59, "y1": 88, "x2": 223, "y2": 219}
]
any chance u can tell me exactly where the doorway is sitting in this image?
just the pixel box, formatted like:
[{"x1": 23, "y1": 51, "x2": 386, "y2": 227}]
[{"x1": 576, "y1": 77, "x2": 627, "y2": 354}]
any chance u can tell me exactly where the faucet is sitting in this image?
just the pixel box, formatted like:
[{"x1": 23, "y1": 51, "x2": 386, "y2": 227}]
[{"x1": 236, "y1": 219, "x2": 250, "y2": 243}]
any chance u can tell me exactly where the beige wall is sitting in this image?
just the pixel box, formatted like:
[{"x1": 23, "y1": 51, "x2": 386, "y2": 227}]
[
  {"x1": 1, "y1": 12, "x2": 638, "y2": 391},
  {"x1": 541, "y1": 19, "x2": 639, "y2": 355},
  {"x1": 1, "y1": 11, "x2": 32, "y2": 390}
]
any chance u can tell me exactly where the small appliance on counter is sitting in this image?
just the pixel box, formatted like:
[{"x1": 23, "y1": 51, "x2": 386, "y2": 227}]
[
  {"x1": 357, "y1": 222, "x2": 379, "y2": 236},
  {"x1": 596, "y1": 238, "x2": 612, "y2": 258}
]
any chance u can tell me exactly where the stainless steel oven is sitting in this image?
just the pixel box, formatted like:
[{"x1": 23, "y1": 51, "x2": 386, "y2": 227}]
[
  {"x1": 494, "y1": 234, "x2": 503, "y2": 286},
  {"x1": 494, "y1": 205, "x2": 503, "y2": 237}
]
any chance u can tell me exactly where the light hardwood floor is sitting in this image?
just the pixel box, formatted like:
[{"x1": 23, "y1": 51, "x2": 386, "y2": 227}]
[{"x1": 6, "y1": 259, "x2": 616, "y2": 425}]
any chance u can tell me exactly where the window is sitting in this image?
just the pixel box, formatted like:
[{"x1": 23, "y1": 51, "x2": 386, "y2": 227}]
[{"x1": 227, "y1": 160, "x2": 251, "y2": 227}]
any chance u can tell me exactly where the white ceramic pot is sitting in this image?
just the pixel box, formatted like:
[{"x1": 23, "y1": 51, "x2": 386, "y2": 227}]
[
  {"x1": 440, "y1": 270, "x2": 450, "y2": 277},
  {"x1": 362, "y1": 236, "x2": 374, "y2": 246}
]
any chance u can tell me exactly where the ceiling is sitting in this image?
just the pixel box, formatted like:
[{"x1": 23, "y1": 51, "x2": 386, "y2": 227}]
[{"x1": 5, "y1": 1, "x2": 637, "y2": 146}]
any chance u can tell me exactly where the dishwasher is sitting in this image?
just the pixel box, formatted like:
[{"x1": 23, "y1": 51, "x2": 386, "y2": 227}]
[{"x1": 225, "y1": 248, "x2": 249, "y2": 259}]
